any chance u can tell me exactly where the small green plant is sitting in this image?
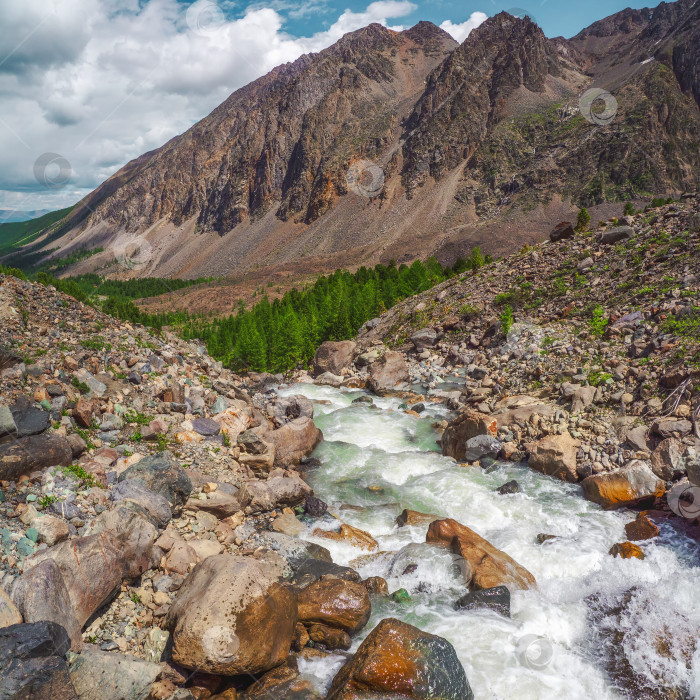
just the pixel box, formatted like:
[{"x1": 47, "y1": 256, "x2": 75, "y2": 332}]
[
  {"x1": 130, "y1": 592, "x2": 141, "y2": 605},
  {"x1": 222, "y1": 431, "x2": 231, "y2": 447},
  {"x1": 71, "y1": 377, "x2": 90, "y2": 395},
  {"x1": 589, "y1": 371, "x2": 613, "y2": 387},
  {"x1": 500, "y1": 305, "x2": 514, "y2": 336},
  {"x1": 589, "y1": 305, "x2": 608, "y2": 337},
  {"x1": 156, "y1": 433, "x2": 169, "y2": 451},
  {"x1": 61, "y1": 464, "x2": 100, "y2": 488},
  {"x1": 575, "y1": 207, "x2": 591, "y2": 233},
  {"x1": 623, "y1": 202, "x2": 635, "y2": 216},
  {"x1": 81, "y1": 336, "x2": 111, "y2": 352},
  {"x1": 37, "y1": 494, "x2": 58, "y2": 508},
  {"x1": 125, "y1": 410, "x2": 153, "y2": 426},
  {"x1": 132, "y1": 431, "x2": 143, "y2": 443}
]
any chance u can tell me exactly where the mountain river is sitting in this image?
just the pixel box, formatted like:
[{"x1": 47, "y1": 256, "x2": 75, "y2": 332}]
[{"x1": 277, "y1": 382, "x2": 700, "y2": 699}]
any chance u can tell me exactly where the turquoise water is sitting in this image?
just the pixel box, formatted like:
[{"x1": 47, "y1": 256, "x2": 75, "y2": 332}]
[{"x1": 279, "y1": 383, "x2": 700, "y2": 699}]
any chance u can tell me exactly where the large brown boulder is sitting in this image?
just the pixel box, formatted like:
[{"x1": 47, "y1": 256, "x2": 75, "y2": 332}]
[
  {"x1": 11, "y1": 559, "x2": 82, "y2": 651},
  {"x1": 165, "y1": 554, "x2": 297, "y2": 675},
  {"x1": 328, "y1": 618, "x2": 473, "y2": 699},
  {"x1": 426, "y1": 519, "x2": 535, "y2": 591},
  {"x1": 367, "y1": 351, "x2": 409, "y2": 395},
  {"x1": 297, "y1": 578, "x2": 371, "y2": 634},
  {"x1": 313, "y1": 341, "x2": 356, "y2": 377},
  {"x1": 526, "y1": 433, "x2": 580, "y2": 482},
  {"x1": 580, "y1": 460, "x2": 665, "y2": 509},
  {"x1": 268, "y1": 417, "x2": 322, "y2": 468},
  {"x1": 27, "y1": 533, "x2": 127, "y2": 627},
  {"x1": 0, "y1": 434, "x2": 72, "y2": 481}
]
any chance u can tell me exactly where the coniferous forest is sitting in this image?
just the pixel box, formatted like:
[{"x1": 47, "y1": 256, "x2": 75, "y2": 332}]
[{"x1": 2, "y1": 250, "x2": 489, "y2": 373}]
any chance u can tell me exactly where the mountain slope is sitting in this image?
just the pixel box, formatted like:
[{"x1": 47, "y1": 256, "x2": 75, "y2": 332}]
[{"x1": 15, "y1": 2, "x2": 700, "y2": 284}]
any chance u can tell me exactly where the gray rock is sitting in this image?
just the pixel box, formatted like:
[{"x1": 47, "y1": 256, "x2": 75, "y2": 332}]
[
  {"x1": 549, "y1": 222, "x2": 575, "y2": 242},
  {"x1": 10, "y1": 396, "x2": 50, "y2": 437},
  {"x1": 312, "y1": 340, "x2": 356, "y2": 377},
  {"x1": 650, "y1": 438, "x2": 684, "y2": 480},
  {"x1": 271, "y1": 395, "x2": 314, "y2": 426},
  {"x1": 143, "y1": 628, "x2": 170, "y2": 664},
  {"x1": 0, "y1": 621, "x2": 77, "y2": 700},
  {"x1": 99, "y1": 414, "x2": 123, "y2": 431},
  {"x1": 652, "y1": 418, "x2": 693, "y2": 439},
  {"x1": 191, "y1": 417, "x2": 220, "y2": 436},
  {"x1": 367, "y1": 351, "x2": 410, "y2": 394},
  {"x1": 463, "y1": 435, "x2": 503, "y2": 462},
  {"x1": 598, "y1": 226, "x2": 635, "y2": 245},
  {"x1": 625, "y1": 425, "x2": 650, "y2": 452},
  {"x1": 455, "y1": 585, "x2": 510, "y2": 617},
  {"x1": 411, "y1": 328, "x2": 438, "y2": 350},
  {"x1": 69, "y1": 646, "x2": 161, "y2": 700},
  {"x1": 110, "y1": 480, "x2": 172, "y2": 529},
  {"x1": 118, "y1": 451, "x2": 192, "y2": 512},
  {"x1": 0, "y1": 405, "x2": 18, "y2": 442}
]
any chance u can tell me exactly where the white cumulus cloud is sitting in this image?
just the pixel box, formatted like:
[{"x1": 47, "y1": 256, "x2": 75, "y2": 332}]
[{"x1": 440, "y1": 12, "x2": 489, "y2": 43}]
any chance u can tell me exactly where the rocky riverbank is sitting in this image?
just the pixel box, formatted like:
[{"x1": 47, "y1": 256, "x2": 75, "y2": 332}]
[
  {"x1": 0, "y1": 273, "x2": 476, "y2": 698},
  {"x1": 302, "y1": 195, "x2": 700, "y2": 532}
]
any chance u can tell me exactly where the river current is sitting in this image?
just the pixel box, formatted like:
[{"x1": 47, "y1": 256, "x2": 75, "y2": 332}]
[{"x1": 277, "y1": 383, "x2": 700, "y2": 699}]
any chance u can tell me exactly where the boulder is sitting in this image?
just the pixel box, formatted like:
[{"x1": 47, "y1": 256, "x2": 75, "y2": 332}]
[
  {"x1": 312, "y1": 341, "x2": 356, "y2": 377},
  {"x1": 69, "y1": 646, "x2": 161, "y2": 700},
  {"x1": 165, "y1": 555, "x2": 297, "y2": 675},
  {"x1": 426, "y1": 519, "x2": 535, "y2": 591},
  {"x1": 651, "y1": 418, "x2": 692, "y2": 439},
  {"x1": 0, "y1": 621, "x2": 77, "y2": 700},
  {"x1": 110, "y1": 480, "x2": 173, "y2": 529},
  {"x1": 328, "y1": 618, "x2": 473, "y2": 700},
  {"x1": 30, "y1": 515, "x2": 70, "y2": 546},
  {"x1": 597, "y1": 226, "x2": 635, "y2": 245},
  {"x1": 85, "y1": 503, "x2": 158, "y2": 578},
  {"x1": 307, "y1": 623, "x2": 352, "y2": 651},
  {"x1": 271, "y1": 395, "x2": 314, "y2": 426},
  {"x1": 455, "y1": 585, "x2": 510, "y2": 617},
  {"x1": 497, "y1": 480, "x2": 519, "y2": 495},
  {"x1": 463, "y1": 435, "x2": 503, "y2": 463},
  {"x1": 28, "y1": 533, "x2": 127, "y2": 627},
  {"x1": 367, "y1": 351, "x2": 409, "y2": 394},
  {"x1": 0, "y1": 405, "x2": 18, "y2": 442},
  {"x1": 164, "y1": 541, "x2": 198, "y2": 575},
  {"x1": 244, "y1": 659, "x2": 323, "y2": 699},
  {"x1": 624, "y1": 512, "x2": 659, "y2": 541},
  {"x1": 10, "y1": 396, "x2": 50, "y2": 437},
  {"x1": 268, "y1": 417, "x2": 322, "y2": 468},
  {"x1": 11, "y1": 560, "x2": 82, "y2": 651},
  {"x1": 185, "y1": 489, "x2": 248, "y2": 519},
  {"x1": 526, "y1": 433, "x2": 580, "y2": 483},
  {"x1": 411, "y1": 328, "x2": 439, "y2": 351},
  {"x1": 396, "y1": 509, "x2": 441, "y2": 528},
  {"x1": 549, "y1": 221, "x2": 575, "y2": 242},
  {"x1": 246, "y1": 472, "x2": 313, "y2": 513},
  {"x1": 650, "y1": 438, "x2": 684, "y2": 480},
  {"x1": 0, "y1": 586, "x2": 22, "y2": 628},
  {"x1": 624, "y1": 425, "x2": 651, "y2": 452},
  {"x1": 118, "y1": 451, "x2": 192, "y2": 512},
  {"x1": 0, "y1": 435, "x2": 72, "y2": 481},
  {"x1": 296, "y1": 578, "x2": 370, "y2": 634},
  {"x1": 313, "y1": 523, "x2": 378, "y2": 551},
  {"x1": 314, "y1": 372, "x2": 344, "y2": 388},
  {"x1": 580, "y1": 461, "x2": 665, "y2": 509}
]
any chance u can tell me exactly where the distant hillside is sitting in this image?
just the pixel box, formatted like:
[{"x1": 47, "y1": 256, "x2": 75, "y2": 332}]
[
  {"x1": 0, "y1": 209, "x2": 52, "y2": 223},
  {"x1": 0, "y1": 206, "x2": 74, "y2": 254}
]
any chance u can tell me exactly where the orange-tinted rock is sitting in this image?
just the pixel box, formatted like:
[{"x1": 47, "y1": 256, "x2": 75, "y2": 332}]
[
  {"x1": 363, "y1": 576, "x2": 389, "y2": 595},
  {"x1": 328, "y1": 617, "x2": 473, "y2": 699},
  {"x1": 609, "y1": 541, "x2": 646, "y2": 560},
  {"x1": 624, "y1": 512, "x2": 659, "y2": 541},
  {"x1": 395, "y1": 509, "x2": 441, "y2": 528},
  {"x1": 296, "y1": 578, "x2": 371, "y2": 635},
  {"x1": 581, "y1": 461, "x2": 665, "y2": 509},
  {"x1": 313, "y1": 523, "x2": 378, "y2": 551},
  {"x1": 526, "y1": 433, "x2": 580, "y2": 482},
  {"x1": 292, "y1": 622, "x2": 310, "y2": 652},
  {"x1": 426, "y1": 518, "x2": 536, "y2": 591},
  {"x1": 308, "y1": 623, "x2": 352, "y2": 650},
  {"x1": 74, "y1": 398, "x2": 95, "y2": 428}
]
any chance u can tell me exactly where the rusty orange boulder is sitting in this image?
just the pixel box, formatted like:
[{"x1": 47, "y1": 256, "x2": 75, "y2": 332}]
[
  {"x1": 328, "y1": 617, "x2": 473, "y2": 699},
  {"x1": 580, "y1": 461, "x2": 665, "y2": 509},
  {"x1": 296, "y1": 577, "x2": 371, "y2": 635},
  {"x1": 426, "y1": 519, "x2": 535, "y2": 591}
]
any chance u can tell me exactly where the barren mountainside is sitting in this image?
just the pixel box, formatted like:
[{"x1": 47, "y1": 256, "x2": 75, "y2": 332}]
[{"x1": 14, "y1": 0, "x2": 700, "y2": 284}]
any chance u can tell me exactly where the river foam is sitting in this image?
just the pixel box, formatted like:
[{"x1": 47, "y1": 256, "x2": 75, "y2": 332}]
[{"x1": 279, "y1": 383, "x2": 700, "y2": 699}]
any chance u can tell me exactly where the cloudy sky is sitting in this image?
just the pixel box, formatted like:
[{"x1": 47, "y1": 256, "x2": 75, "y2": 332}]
[{"x1": 0, "y1": 0, "x2": 654, "y2": 214}]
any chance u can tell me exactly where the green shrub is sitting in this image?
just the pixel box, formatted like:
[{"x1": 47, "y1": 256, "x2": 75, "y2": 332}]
[
  {"x1": 500, "y1": 305, "x2": 514, "y2": 336},
  {"x1": 575, "y1": 208, "x2": 591, "y2": 233}
]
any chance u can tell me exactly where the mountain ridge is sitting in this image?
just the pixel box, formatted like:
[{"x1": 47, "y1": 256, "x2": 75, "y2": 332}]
[{"x1": 8, "y1": 2, "x2": 699, "y2": 285}]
